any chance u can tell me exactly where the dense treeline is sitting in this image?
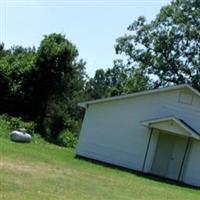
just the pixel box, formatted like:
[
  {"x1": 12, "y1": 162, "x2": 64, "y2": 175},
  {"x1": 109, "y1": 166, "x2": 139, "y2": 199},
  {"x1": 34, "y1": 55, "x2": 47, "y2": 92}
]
[
  {"x1": 0, "y1": 0, "x2": 199, "y2": 146},
  {"x1": 86, "y1": 61, "x2": 150, "y2": 99},
  {"x1": 0, "y1": 34, "x2": 87, "y2": 144}
]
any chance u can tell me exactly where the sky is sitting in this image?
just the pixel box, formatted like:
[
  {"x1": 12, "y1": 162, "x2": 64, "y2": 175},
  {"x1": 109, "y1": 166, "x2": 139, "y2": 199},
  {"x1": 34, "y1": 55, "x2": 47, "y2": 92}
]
[{"x1": 1, "y1": 0, "x2": 171, "y2": 77}]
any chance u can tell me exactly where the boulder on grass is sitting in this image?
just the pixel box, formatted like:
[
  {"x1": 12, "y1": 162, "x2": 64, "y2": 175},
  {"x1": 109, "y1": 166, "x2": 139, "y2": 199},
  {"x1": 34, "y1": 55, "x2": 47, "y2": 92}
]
[{"x1": 10, "y1": 129, "x2": 32, "y2": 143}]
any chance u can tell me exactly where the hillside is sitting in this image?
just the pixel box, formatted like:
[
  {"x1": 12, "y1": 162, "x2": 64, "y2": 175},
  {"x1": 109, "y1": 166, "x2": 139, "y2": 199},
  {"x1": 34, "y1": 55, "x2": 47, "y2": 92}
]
[{"x1": 0, "y1": 128, "x2": 200, "y2": 200}]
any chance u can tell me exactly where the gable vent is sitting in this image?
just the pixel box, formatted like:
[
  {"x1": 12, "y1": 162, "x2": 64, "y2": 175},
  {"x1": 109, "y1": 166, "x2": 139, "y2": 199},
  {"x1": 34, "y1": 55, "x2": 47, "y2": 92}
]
[{"x1": 178, "y1": 92, "x2": 193, "y2": 105}]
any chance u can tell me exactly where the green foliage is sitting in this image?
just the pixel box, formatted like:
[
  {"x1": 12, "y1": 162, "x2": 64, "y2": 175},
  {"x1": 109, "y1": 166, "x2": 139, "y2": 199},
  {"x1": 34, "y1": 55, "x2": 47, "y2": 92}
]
[
  {"x1": 115, "y1": 0, "x2": 200, "y2": 90},
  {"x1": 57, "y1": 130, "x2": 78, "y2": 148},
  {"x1": 30, "y1": 34, "x2": 80, "y2": 126},
  {"x1": 39, "y1": 42, "x2": 87, "y2": 139},
  {"x1": 0, "y1": 33, "x2": 87, "y2": 143},
  {"x1": 86, "y1": 61, "x2": 150, "y2": 100},
  {"x1": 43, "y1": 97, "x2": 80, "y2": 147},
  {"x1": 35, "y1": 33, "x2": 78, "y2": 93},
  {"x1": 0, "y1": 46, "x2": 36, "y2": 92},
  {"x1": 0, "y1": 114, "x2": 36, "y2": 137},
  {"x1": 0, "y1": 46, "x2": 36, "y2": 116}
]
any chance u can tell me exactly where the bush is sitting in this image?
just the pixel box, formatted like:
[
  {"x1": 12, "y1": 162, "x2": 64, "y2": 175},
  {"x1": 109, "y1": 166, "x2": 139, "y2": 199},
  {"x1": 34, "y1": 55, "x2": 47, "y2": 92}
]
[
  {"x1": 0, "y1": 114, "x2": 36, "y2": 135},
  {"x1": 0, "y1": 114, "x2": 79, "y2": 148},
  {"x1": 57, "y1": 130, "x2": 78, "y2": 148}
]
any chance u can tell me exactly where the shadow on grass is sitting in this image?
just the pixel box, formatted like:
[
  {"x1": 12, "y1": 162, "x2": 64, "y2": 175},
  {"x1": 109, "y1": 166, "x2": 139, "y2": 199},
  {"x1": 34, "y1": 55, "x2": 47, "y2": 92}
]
[{"x1": 75, "y1": 155, "x2": 199, "y2": 190}]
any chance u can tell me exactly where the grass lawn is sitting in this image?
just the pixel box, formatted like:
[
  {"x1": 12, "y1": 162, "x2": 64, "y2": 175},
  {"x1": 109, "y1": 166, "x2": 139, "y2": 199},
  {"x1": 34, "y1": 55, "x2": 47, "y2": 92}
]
[{"x1": 1, "y1": 129, "x2": 200, "y2": 200}]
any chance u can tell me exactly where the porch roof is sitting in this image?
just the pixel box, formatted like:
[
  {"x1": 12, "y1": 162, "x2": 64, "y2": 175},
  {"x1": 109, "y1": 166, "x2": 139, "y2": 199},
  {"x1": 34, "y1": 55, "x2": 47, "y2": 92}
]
[{"x1": 141, "y1": 116, "x2": 200, "y2": 140}]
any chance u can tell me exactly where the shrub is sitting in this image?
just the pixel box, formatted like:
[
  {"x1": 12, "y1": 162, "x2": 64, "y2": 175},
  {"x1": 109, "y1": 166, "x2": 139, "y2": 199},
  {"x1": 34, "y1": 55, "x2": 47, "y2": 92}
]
[
  {"x1": 57, "y1": 130, "x2": 78, "y2": 148},
  {"x1": 0, "y1": 114, "x2": 36, "y2": 135}
]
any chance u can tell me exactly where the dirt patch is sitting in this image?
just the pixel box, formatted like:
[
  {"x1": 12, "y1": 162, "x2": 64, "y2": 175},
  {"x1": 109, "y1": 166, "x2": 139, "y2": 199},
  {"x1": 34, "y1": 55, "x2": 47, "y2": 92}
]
[
  {"x1": 0, "y1": 157, "x2": 118, "y2": 184},
  {"x1": 0, "y1": 158, "x2": 78, "y2": 178}
]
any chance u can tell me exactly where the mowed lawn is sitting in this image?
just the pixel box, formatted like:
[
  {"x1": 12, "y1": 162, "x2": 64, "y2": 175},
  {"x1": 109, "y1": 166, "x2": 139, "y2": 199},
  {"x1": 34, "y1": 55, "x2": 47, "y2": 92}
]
[{"x1": 1, "y1": 134, "x2": 200, "y2": 200}]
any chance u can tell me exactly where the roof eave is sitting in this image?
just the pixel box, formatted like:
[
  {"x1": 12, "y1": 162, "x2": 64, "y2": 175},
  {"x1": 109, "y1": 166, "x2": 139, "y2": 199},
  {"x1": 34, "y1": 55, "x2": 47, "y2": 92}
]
[
  {"x1": 141, "y1": 117, "x2": 200, "y2": 140},
  {"x1": 78, "y1": 84, "x2": 197, "y2": 108}
]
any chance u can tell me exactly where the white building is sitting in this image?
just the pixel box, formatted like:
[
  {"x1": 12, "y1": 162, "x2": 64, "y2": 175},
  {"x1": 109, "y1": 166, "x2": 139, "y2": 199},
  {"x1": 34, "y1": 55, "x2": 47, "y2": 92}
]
[{"x1": 76, "y1": 84, "x2": 200, "y2": 187}]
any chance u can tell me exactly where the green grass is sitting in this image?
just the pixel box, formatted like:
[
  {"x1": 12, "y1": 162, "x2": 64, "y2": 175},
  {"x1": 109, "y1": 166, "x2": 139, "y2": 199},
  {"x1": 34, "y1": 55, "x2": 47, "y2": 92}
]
[{"x1": 1, "y1": 128, "x2": 200, "y2": 200}]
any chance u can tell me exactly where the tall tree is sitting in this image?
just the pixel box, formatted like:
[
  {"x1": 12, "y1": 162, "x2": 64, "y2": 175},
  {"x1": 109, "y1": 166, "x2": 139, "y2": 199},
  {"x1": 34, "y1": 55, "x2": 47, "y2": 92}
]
[
  {"x1": 43, "y1": 58, "x2": 87, "y2": 140},
  {"x1": 30, "y1": 34, "x2": 78, "y2": 126},
  {"x1": 115, "y1": 0, "x2": 200, "y2": 90}
]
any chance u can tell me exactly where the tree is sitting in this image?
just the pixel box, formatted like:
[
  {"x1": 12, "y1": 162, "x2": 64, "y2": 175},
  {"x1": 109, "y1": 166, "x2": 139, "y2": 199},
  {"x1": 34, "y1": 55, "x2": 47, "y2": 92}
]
[
  {"x1": 0, "y1": 46, "x2": 36, "y2": 116},
  {"x1": 115, "y1": 0, "x2": 200, "y2": 90},
  {"x1": 31, "y1": 34, "x2": 88, "y2": 139},
  {"x1": 43, "y1": 58, "x2": 87, "y2": 140},
  {"x1": 0, "y1": 34, "x2": 87, "y2": 142},
  {"x1": 29, "y1": 34, "x2": 78, "y2": 128},
  {"x1": 86, "y1": 69, "x2": 109, "y2": 99},
  {"x1": 86, "y1": 60, "x2": 150, "y2": 100}
]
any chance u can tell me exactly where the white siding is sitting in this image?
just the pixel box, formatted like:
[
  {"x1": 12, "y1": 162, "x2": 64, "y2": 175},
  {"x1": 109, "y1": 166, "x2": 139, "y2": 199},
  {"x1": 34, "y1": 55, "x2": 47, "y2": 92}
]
[{"x1": 76, "y1": 88, "x2": 200, "y2": 186}]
